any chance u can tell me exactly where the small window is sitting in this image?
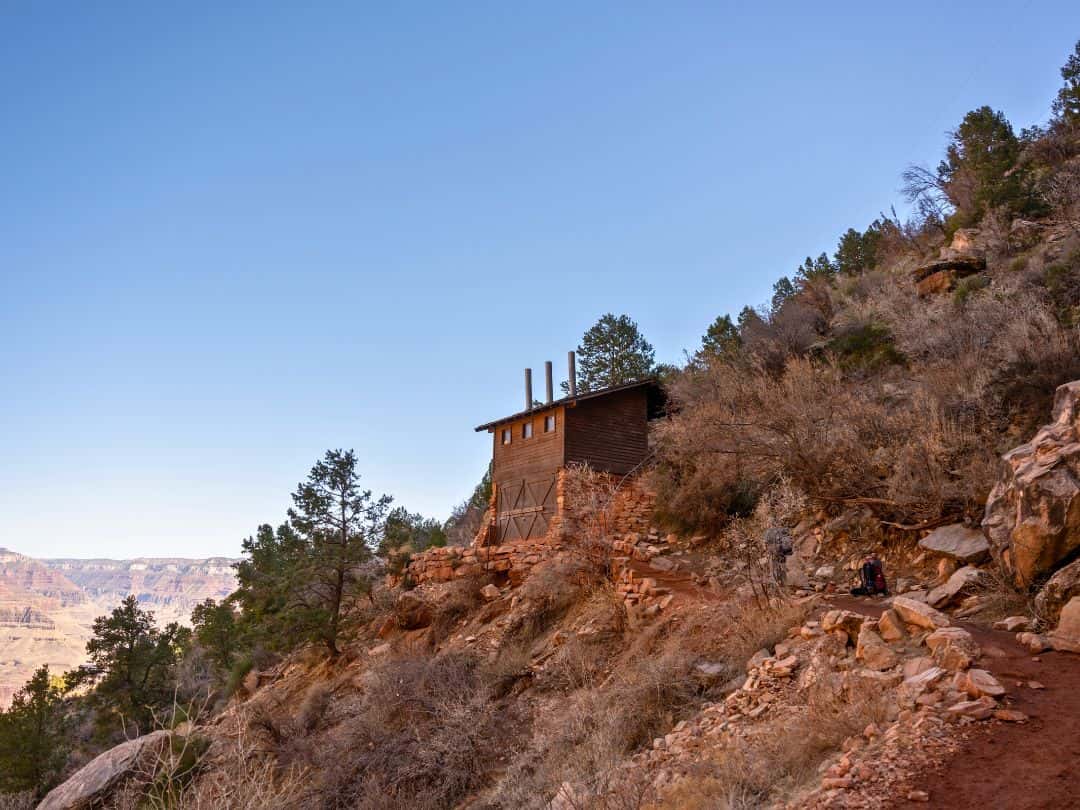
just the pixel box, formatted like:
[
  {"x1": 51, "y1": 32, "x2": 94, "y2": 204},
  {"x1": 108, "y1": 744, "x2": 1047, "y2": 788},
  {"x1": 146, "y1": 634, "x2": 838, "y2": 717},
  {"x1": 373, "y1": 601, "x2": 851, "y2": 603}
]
[
  {"x1": 501, "y1": 428, "x2": 512, "y2": 445},
  {"x1": 544, "y1": 415, "x2": 556, "y2": 433},
  {"x1": 522, "y1": 421, "x2": 533, "y2": 439}
]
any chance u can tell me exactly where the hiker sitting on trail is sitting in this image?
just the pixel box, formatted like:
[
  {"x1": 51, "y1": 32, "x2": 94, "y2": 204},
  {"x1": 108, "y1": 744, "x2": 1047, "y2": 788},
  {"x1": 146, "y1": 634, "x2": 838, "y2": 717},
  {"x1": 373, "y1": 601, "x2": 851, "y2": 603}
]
[{"x1": 851, "y1": 553, "x2": 888, "y2": 596}]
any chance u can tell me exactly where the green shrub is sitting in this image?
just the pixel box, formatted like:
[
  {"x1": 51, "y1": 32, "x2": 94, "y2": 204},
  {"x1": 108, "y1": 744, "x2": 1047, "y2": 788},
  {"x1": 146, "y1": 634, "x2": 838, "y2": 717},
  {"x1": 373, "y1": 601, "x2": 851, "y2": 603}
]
[
  {"x1": 953, "y1": 274, "x2": 991, "y2": 306},
  {"x1": 822, "y1": 323, "x2": 905, "y2": 372},
  {"x1": 224, "y1": 654, "x2": 255, "y2": 698},
  {"x1": 1044, "y1": 251, "x2": 1080, "y2": 326}
]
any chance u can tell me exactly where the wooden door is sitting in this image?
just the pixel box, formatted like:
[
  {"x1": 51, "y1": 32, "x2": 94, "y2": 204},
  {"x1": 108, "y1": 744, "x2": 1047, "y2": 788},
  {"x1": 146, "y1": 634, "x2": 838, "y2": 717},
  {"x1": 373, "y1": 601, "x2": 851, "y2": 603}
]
[{"x1": 496, "y1": 474, "x2": 557, "y2": 542}]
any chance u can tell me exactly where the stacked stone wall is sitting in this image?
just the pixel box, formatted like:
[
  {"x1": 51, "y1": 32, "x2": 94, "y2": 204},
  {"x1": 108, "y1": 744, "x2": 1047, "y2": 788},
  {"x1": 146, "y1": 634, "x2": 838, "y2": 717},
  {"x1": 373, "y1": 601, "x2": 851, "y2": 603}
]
[{"x1": 402, "y1": 470, "x2": 656, "y2": 587}]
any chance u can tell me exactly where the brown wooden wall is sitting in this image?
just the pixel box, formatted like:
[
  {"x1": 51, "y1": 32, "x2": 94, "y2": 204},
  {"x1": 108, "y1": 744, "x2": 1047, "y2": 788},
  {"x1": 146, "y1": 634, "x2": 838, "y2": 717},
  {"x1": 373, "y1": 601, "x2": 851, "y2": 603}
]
[
  {"x1": 563, "y1": 387, "x2": 650, "y2": 474},
  {"x1": 491, "y1": 406, "x2": 566, "y2": 541},
  {"x1": 491, "y1": 405, "x2": 566, "y2": 483}
]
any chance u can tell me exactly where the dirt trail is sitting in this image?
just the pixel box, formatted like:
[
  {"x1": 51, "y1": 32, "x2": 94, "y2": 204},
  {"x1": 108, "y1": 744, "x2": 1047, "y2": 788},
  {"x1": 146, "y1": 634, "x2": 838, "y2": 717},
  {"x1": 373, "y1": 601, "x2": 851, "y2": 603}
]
[
  {"x1": 627, "y1": 557, "x2": 722, "y2": 604},
  {"x1": 832, "y1": 596, "x2": 1080, "y2": 810}
]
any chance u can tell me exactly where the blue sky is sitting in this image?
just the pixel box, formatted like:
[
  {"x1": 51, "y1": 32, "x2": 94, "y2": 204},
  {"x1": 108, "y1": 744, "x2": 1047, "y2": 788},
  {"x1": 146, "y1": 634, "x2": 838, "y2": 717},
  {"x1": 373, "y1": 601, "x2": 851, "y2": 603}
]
[{"x1": 2, "y1": 3, "x2": 1077, "y2": 559}]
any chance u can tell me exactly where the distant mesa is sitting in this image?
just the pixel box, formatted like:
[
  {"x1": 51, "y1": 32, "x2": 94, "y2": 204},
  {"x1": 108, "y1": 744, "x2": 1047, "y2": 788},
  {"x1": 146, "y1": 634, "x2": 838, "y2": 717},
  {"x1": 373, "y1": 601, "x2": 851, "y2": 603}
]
[{"x1": 0, "y1": 547, "x2": 239, "y2": 709}]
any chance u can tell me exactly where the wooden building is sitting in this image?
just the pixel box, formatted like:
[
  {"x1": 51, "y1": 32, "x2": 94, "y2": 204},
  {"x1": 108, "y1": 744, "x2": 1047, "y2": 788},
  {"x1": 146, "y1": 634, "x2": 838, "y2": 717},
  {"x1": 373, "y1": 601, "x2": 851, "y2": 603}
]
[{"x1": 475, "y1": 356, "x2": 665, "y2": 544}]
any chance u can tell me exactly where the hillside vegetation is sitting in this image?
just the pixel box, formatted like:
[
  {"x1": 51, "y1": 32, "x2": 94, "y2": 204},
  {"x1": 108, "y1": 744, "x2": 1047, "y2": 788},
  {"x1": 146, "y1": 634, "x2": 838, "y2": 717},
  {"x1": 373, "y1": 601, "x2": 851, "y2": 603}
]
[{"x1": 6, "y1": 38, "x2": 1080, "y2": 810}]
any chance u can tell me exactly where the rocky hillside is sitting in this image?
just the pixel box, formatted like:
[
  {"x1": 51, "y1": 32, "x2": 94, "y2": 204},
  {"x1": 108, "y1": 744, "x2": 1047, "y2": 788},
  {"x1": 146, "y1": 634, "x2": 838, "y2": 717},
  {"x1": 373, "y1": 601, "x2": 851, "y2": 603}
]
[
  {"x1": 39, "y1": 375, "x2": 1080, "y2": 807},
  {"x1": 0, "y1": 548, "x2": 237, "y2": 708},
  {"x1": 23, "y1": 42, "x2": 1080, "y2": 810}
]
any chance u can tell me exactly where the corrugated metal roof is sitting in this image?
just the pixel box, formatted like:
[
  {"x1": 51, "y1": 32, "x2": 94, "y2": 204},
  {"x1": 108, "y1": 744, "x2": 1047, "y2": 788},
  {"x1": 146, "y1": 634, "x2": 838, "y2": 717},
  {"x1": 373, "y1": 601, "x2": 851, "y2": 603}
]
[{"x1": 474, "y1": 378, "x2": 663, "y2": 432}]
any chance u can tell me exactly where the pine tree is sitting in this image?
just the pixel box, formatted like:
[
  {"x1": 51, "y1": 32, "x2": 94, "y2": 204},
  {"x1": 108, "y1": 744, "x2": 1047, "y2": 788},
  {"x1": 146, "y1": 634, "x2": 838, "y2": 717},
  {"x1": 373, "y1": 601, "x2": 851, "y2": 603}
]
[
  {"x1": 84, "y1": 596, "x2": 188, "y2": 733},
  {"x1": 190, "y1": 598, "x2": 241, "y2": 672},
  {"x1": 699, "y1": 314, "x2": 741, "y2": 359},
  {"x1": 0, "y1": 666, "x2": 68, "y2": 797},
  {"x1": 1053, "y1": 39, "x2": 1080, "y2": 125},
  {"x1": 232, "y1": 522, "x2": 307, "y2": 651},
  {"x1": 285, "y1": 449, "x2": 392, "y2": 655},
  {"x1": 833, "y1": 224, "x2": 882, "y2": 276},
  {"x1": 938, "y1": 106, "x2": 1037, "y2": 226},
  {"x1": 570, "y1": 313, "x2": 655, "y2": 393},
  {"x1": 771, "y1": 277, "x2": 796, "y2": 314}
]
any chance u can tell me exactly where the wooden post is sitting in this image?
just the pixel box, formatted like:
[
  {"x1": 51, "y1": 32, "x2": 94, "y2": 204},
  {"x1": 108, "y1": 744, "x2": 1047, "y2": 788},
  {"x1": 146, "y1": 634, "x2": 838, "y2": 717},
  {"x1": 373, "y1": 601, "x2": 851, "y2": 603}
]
[
  {"x1": 525, "y1": 368, "x2": 533, "y2": 410},
  {"x1": 568, "y1": 351, "x2": 577, "y2": 397},
  {"x1": 545, "y1": 361, "x2": 553, "y2": 404}
]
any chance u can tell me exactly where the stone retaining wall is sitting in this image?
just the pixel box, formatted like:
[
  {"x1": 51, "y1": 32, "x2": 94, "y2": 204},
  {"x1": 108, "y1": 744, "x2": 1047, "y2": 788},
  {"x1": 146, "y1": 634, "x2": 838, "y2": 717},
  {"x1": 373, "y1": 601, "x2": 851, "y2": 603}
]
[{"x1": 401, "y1": 470, "x2": 656, "y2": 587}]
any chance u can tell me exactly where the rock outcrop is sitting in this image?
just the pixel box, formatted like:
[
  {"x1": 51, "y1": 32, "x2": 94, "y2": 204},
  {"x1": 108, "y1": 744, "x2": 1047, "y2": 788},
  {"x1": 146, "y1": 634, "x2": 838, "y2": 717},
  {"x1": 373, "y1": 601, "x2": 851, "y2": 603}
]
[
  {"x1": 1034, "y1": 558, "x2": 1080, "y2": 625},
  {"x1": 38, "y1": 730, "x2": 170, "y2": 810},
  {"x1": 983, "y1": 380, "x2": 1080, "y2": 587},
  {"x1": 917, "y1": 524, "x2": 990, "y2": 564},
  {"x1": 1049, "y1": 596, "x2": 1080, "y2": 653},
  {"x1": 912, "y1": 255, "x2": 986, "y2": 296}
]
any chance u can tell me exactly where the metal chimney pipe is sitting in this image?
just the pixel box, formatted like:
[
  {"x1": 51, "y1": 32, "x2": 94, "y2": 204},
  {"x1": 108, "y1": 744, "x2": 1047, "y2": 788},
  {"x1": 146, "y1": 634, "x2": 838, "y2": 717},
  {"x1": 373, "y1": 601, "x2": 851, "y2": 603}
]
[
  {"x1": 544, "y1": 361, "x2": 553, "y2": 404},
  {"x1": 525, "y1": 368, "x2": 533, "y2": 410},
  {"x1": 567, "y1": 351, "x2": 577, "y2": 397}
]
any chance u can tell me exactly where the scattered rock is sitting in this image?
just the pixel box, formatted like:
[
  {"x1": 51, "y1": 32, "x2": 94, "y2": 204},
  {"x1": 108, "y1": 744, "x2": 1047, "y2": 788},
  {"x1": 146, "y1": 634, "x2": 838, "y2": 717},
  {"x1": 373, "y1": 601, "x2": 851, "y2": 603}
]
[
  {"x1": 993, "y1": 709, "x2": 1028, "y2": 723},
  {"x1": 960, "y1": 668, "x2": 1006, "y2": 698},
  {"x1": 821, "y1": 609, "x2": 866, "y2": 644},
  {"x1": 936, "y1": 556, "x2": 958, "y2": 583},
  {"x1": 814, "y1": 564, "x2": 836, "y2": 579},
  {"x1": 767, "y1": 655, "x2": 799, "y2": 678},
  {"x1": 983, "y1": 380, "x2": 1080, "y2": 587},
  {"x1": 1017, "y1": 632, "x2": 1051, "y2": 654},
  {"x1": 480, "y1": 583, "x2": 501, "y2": 601},
  {"x1": 892, "y1": 596, "x2": 950, "y2": 630},
  {"x1": 856, "y1": 623, "x2": 898, "y2": 671},
  {"x1": 907, "y1": 789, "x2": 931, "y2": 802},
  {"x1": 926, "y1": 627, "x2": 980, "y2": 671},
  {"x1": 918, "y1": 524, "x2": 991, "y2": 564},
  {"x1": 992, "y1": 616, "x2": 1032, "y2": 633},
  {"x1": 394, "y1": 591, "x2": 435, "y2": 629},
  {"x1": 692, "y1": 662, "x2": 731, "y2": 687},
  {"x1": 945, "y1": 696, "x2": 996, "y2": 720},
  {"x1": 878, "y1": 608, "x2": 908, "y2": 642},
  {"x1": 901, "y1": 666, "x2": 946, "y2": 700},
  {"x1": 902, "y1": 656, "x2": 936, "y2": 679},
  {"x1": 746, "y1": 648, "x2": 772, "y2": 672},
  {"x1": 927, "y1": 565, "x2": 983, "y2": 609}
]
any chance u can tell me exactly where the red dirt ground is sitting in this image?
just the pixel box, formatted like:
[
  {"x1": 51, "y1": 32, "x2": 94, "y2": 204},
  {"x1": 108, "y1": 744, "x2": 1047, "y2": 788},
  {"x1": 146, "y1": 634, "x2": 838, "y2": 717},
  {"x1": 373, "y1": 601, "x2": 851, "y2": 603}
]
[
  {"x1": 833, "y1": 596, "x2": 1080, "y2": 810},
  {"x1": 628, "y1": 557, "x2": 724, "y2": 604}
]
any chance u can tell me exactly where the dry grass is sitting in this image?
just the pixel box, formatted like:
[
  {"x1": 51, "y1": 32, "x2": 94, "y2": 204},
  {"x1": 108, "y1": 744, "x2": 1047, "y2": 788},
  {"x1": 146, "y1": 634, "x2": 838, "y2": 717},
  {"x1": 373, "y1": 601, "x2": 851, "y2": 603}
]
[
  {"x1": 110, "y1": 700, "x2": 311, "y2": 810},
  {"x1": 489, "y1": 596, "x2": 812, "y2": 810},
  {"x1": 967, "y1": 563, "x2": 1035, "y2": 626},
  {"x1": 429, "y1": 574, "x2": 488, "y2": 644},
  {"x1": 312, "y1": 651, "x2": 517, "y2": 810},
  {"x1": 0, "y1": 794, "x2": 34, "y2": 810},
  {"x1": 504, "y1": 557, "x2": 598, "y2": 645},
  {"x1": 654, "y1": 234, "x2": 1080, "y2": 538},
  {"x1": 649, "y1": 679, "x2": 888, "y2": 809}
]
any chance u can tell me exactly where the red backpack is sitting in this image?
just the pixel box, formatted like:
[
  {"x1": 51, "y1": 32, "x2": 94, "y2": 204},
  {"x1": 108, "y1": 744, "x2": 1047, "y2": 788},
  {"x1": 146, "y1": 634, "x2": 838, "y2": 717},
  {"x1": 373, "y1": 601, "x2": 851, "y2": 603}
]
[{"x1": 870, "y1": 560, "x2": 887, "y2": 593}]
